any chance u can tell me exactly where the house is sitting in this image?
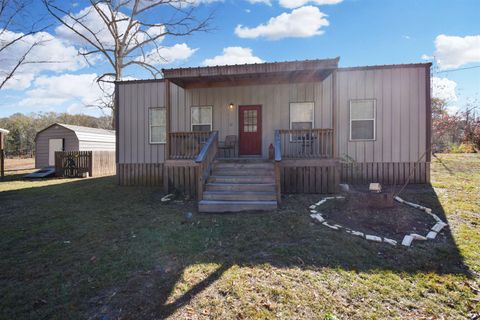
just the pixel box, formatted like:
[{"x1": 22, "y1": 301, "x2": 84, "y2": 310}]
[
  {"x1": 0, "y1": 127, "x2": 9, "y2": 178},
  {"x1": 115, "y1": 58, "x2": 431, "y2": 212},
  {"x1": 35, "y1": 123, "x2": 115, "y2": 168}
]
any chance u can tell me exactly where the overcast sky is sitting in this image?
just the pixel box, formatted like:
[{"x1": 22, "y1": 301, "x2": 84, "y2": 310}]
[{"x1": 0, "y1": 0, "x2": 479, "y2": 117}]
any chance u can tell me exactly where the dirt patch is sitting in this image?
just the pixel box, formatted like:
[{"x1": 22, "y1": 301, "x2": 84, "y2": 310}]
[
  {"x1": 320, "y1": 197, "x2": 434, "y2": 241},
  {"x1": 4, "y1": 157, "x2": 35, "y2": 171}
]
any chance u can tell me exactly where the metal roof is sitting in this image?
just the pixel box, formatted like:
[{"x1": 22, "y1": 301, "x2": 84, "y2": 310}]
[
  {"x1": 35, "y1": 123, "x2": 115, "y2": 143},
  {"x1": 0, "y1": 128, "x2": 9, "y2": 134}
]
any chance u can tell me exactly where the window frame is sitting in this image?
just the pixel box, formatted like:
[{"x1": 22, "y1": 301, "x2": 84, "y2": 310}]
[
  {"x1": 289, "y1": 101, "x2": 315, "y2": 142},
  {"x1": 349, "y1": 99, "x2": 376, "y2": 141},
  {"x1": 190, "y1": 106, "x2": 213, "y2": 132},
  {"x1": 149, "y1": 107, "x2": 166, "y2": 144}
]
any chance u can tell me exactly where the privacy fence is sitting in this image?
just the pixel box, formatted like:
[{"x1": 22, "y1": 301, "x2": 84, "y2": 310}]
[{"x1": 55, "y1": 151, "x2": 116, "y2": 178}]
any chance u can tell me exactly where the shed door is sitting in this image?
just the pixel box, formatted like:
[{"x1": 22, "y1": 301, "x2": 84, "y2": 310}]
[
  {"x1": 239, "y1": 105, "x2": 262, "y2": 156},
  {"x1": 49, "y1": 139, "x2": 63, "y2": 166}
]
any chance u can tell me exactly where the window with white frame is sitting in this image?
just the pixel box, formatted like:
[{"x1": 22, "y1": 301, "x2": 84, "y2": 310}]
[
  {"x1": 290, "y1": 102, "x2": 314, "y2": 130},
  {"x1": 191, "y1": 106, "x2": 212, "y2": 132},
  {"x1": 350, "y1": 99, "x2": 376, "y2": 140},
  {"x1": 149, "y1": 108, "x2": 166, "y2": 144}
]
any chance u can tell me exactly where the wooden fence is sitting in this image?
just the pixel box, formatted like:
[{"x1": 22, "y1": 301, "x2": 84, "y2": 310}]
[
  {"x1": 340, "y1": 162, "x2": 430, "y2": 185},
  {"x1": 55, "y1": 151, "x2": 116, "y2": 178}
]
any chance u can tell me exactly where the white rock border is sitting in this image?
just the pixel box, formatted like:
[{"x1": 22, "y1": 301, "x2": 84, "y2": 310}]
[{"x1": 308, "y1": 195, "x2": 448, "y2": 247}]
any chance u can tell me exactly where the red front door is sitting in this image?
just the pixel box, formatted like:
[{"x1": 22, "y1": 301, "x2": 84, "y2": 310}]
[{"x1": 239, "y1": 105, "x2": 262, "y2": 155}]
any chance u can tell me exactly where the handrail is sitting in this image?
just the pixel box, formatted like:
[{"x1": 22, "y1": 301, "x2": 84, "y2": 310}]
[
  {"x1": 195, "y1": 131, "x2": 218, "y2": 163},
  {"x1": 195, "y1": 131, "x2": 218, "y2": 201},
  {"x1": 274, "y1": 130, "x2": 282, "y2": 162}
]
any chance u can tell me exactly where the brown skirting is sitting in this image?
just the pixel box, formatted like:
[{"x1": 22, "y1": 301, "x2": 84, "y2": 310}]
[
  {"x1": 163, "y1": 162, "x2": 199, "y2": 198},
  {"x1": 117, "y1": 163, "x2": 164, "y2": 186},
  {"x1": 279, "y1": 160, "x2": 339, "y2": 194},
  {"x1": 340, "y1": 162, "x2": 430, "y2": 185}
]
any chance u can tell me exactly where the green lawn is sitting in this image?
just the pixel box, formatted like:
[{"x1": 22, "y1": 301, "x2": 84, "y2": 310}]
[{"x1": 1, "y1": 154, "x2": 479, "y2": 319}]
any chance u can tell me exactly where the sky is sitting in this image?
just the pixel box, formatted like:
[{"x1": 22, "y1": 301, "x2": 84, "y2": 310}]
[{"x1": 0, "y1": 0, "x2": 479, "y2": 117}]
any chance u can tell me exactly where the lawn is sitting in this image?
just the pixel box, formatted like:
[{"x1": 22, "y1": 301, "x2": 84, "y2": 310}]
[{"x1": 0, "y1": 154, "x2": 479, "y2": 319}]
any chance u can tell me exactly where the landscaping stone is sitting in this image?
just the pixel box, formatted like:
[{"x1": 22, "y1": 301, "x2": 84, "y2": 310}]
[
  {"x1": 310, "y1": 213, "x2": 325, "y2": 223},
  {"x1": 425, "y1": 208, "x2": 432, "y2": 214},
  {"x1": 315, "y1": 199, "x2": 327, "y2": 206},
  {"x1": 429, "y1": 214, "x2": 442, "y2": 223},
  {"x1": 351, "y1": 230, "x2": 364, "y2": 237},
  {"x1": 310, "y1": 210, "x2": 318, "y2": 214},
  {"x1": 394, "y1": 196, "x2": 404, "y2": 203},
  {"x1": 410, "y1": 233, "x2": 427, "y2": 241},
  {"x1": 161, "y1": 193, "x2": 174, "y2": 202},
  {"x1": 365, "y1": 235, "x2": 382, "y2": 242},
  {"x1": 431, "y1": 222, "x2": 447, "y2": 233},
  {"x1": 383, "y1": 238, "x2": 397, "y2": 246},
  {"x1": 309, "y1": 205, "x2": 317, "y2": 209},
  {"x1": 401, "y1": 235, "x2": 414, "y2": 246},
  {"x1": 426, "y1": 231, "x2": 438, "y2": 239},
  {"x1": 339, "y1": 184, "x2": 349, "y2": 192},
  {"x1": 322, "y1": 222, "x2": 340, "y2": 230}
]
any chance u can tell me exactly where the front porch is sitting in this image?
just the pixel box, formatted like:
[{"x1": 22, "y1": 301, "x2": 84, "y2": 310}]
[{"x1": 164, "y1": 128, "x2": 339, "y2": 212}]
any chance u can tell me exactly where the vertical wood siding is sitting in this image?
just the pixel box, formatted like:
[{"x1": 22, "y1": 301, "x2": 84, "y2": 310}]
[
  {"x1": 335, "y1": 66, "x2": 428, "y2": 164},
  {"x1": 117, "y1": 81, "x2": 166, "y2": 164},
  {"x1": 170, "y1": 76, "x2": 334, "y2": 158},
  {"x1": 35, "y1": 127, "x2": 79, "y2": 168}
]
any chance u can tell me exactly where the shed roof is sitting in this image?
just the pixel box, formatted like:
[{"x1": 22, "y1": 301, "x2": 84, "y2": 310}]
[
  {"x1": 0, "y1": 128, "x2": 9, "y2": 134},
  {"x1": 35, "y1": 123, "x2": 115, "y2": 143}
]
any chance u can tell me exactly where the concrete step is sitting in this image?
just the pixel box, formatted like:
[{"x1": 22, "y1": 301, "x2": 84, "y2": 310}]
[
  {"x1": 212, "y1": 168, "x2": 274, "y2": 176},
  {"x1": 205, "y1": 183, "x2": 276, "y2": 192},
  {"x1": 203, "y1": 191, "x2": 277, "y2": 201},
  {"x1": 208, "y1": 175, "x2": 275, "y2": 184},
  {"x1": 198, "y1": 200, "x2": 277, "y2": 213}
]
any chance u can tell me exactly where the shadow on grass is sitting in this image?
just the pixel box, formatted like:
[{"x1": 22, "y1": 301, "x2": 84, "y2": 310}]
[{"x1": 0, "y1": 175, "x2": 472, "y2": 319}]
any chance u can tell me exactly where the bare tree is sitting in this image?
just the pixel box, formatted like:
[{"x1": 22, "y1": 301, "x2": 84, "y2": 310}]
[
  {"x1": 43, "y1": 0, "x2": 212, "y2": 123},
  {"x1": 0, "y1": 0, "x2": 49, "y2": 89}
]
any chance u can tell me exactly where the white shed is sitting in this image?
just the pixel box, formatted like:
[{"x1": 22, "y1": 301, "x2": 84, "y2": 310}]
[{"x1": 35, "y1": 123, "x2": 115, "y2": 168}]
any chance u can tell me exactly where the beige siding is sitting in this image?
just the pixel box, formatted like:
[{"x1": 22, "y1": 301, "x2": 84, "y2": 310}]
[
  {"x1": 335, "y1": 66, "x2": 427, "y2": 163},
  {"x1": 170, "y1": 76, "x2": 334, "y2": 158},
  {"x1": 118, "y1": 81, "x2": 166, "y2": 164},
  {"x1": 35, "y1": 127, "x2": 78, "y2": 168}
]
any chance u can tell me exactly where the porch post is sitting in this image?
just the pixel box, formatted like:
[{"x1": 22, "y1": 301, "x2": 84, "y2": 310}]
[
  {"x1": 332, "y1": 69, "x2": 338, "y2": 159},
  {"x1": 165, "y1": 79, "x2": 171, "y2": 161}
]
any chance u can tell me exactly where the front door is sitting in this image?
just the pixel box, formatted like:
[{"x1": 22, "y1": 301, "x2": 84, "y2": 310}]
[
  {"x1": 49, "y1": 138, "x2": 63, "y2": 166},
  {"x1": 239, "y1": 105, "x2": 262, "y2": 156}
]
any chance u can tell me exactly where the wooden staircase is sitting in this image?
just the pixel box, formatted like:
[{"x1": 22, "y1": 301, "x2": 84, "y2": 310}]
[{"x1": 198, "y1": 160, "x2": 278, "y2": 213}]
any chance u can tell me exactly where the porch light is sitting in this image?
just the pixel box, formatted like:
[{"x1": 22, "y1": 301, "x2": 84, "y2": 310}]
[{"x1": 229, "y1": 102, "x2": 234, "y2": 110}]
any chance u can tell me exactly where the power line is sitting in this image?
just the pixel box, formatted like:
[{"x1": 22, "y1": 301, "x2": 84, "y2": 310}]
[{"x1": 435, "y1": 65, "x2": 480, "y2": 74}]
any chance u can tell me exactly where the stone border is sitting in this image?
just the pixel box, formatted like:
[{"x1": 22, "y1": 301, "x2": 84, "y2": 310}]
[{"x1": 309, "y1": 195, "x2": 448, "y2": 247}]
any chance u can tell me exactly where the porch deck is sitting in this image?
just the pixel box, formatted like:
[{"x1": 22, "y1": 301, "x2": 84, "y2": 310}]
[{"x1": 165, "y1": 129, "x2": 338, "y2": 212}]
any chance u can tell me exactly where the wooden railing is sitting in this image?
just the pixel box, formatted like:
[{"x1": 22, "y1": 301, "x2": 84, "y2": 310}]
[
  {"x1": 195, "y1": 131, "x2": 219, "y2": 201},
  {"x1": 276, "y1": 128, "x2": 333, "y2": 159},
  {"x1": 274, "y1": 130, "x2": 282, "y2": 205},
  {"x1": 169, "y1": 131, "x2": 211, "y2": 159}
]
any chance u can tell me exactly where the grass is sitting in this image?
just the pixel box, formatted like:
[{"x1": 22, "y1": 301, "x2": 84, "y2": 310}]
[{"x1": 1, "y1": 153, "x2": 479, "y2": 319}]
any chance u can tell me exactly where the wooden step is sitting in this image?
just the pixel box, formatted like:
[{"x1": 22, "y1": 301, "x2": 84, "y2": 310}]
[
  {"x1": 212, "y1": 168, "x2": 274, "y2": 176},
  {"x1": 198, "y1": 200, "x2": 277, "y2": 213},
  {"x1": 208, "y1": 175, "x2": 275, "y2": 184},
  {"x1": 205, "y1": 183, "x2": 276, "y2": 192},
  {"x1": 203, "y1": 191, "x2": 277, "y2": 201},
  {"x1": 214, "y1": 162, "x2": 273, "y2": 170}
]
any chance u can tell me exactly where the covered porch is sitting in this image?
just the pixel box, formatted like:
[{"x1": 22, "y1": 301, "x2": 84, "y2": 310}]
[{"x1": 161, "y1": 59, "x2": 341, "y2": 210}]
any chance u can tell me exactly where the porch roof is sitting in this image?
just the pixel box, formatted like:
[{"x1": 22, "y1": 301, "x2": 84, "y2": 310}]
[{"x1": 162, "y1": 57, "x2": 340, "y2": 89}]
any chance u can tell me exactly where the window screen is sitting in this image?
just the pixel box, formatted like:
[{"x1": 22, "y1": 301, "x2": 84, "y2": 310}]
[
  {"x1": 191, "y1": 106, "x2": 212, "y2": 132},
  {"x1": 290, "y1": 102, "x2": 314, "y2": 130},
  {"x1": 350, "y1": 100, "x2": 376, "y2": 140},
  {"x1": 149, "y1": 108, "x2": 166, "y2": 143}
]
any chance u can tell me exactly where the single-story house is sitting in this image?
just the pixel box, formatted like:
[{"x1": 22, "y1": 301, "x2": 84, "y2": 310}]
[
  {"x1": 0, "y1": 127, "x2": 9, "y2": 178},
  {"x1": 35, "y1": 123, "x2": 115, "y2": 168},
  {"x1": 115, "y1": 58, "x2": 431, "y2": 212}
]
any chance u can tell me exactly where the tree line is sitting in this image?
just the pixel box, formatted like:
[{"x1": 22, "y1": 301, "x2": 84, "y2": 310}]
[{"x1": 0, "y1": 112, "x2": 112, "y2": 157}]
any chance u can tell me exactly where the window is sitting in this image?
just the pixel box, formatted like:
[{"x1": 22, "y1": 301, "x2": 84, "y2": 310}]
[
  {"x1": 290, "y1": 102, "x2": 314, "y2": 141},
  {"x1": 191, "y1": 106, "x2": 212, "y2": 132},
  {"x1": 350, "y1": 99, "x2": 376, "y2": 140},
  {"x1": 149, "y1": 108, "x2": 166, "y2": 144},
  {"x1": 290, "y1": 102, "x2": 314, "y2": 130},
  {"x1": 243, "y1": 109, "x2": 257, "y2": 132}
]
